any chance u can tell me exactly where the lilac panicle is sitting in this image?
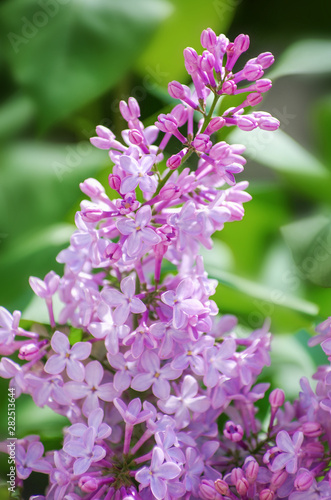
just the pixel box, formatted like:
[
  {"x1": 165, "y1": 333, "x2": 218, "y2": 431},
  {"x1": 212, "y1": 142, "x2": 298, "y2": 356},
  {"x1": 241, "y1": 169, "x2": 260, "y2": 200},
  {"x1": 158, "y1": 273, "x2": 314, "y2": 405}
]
[{"x1": 1, "y1": 27, "x2": 330, "y2": 500}]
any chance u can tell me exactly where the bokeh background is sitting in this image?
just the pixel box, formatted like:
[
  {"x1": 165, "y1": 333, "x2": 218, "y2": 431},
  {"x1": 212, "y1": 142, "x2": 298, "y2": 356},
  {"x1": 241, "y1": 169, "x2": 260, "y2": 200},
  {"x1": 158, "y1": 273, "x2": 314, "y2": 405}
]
[{"x1": 0, "y1": 0, "x2": 331, "y2": 497}]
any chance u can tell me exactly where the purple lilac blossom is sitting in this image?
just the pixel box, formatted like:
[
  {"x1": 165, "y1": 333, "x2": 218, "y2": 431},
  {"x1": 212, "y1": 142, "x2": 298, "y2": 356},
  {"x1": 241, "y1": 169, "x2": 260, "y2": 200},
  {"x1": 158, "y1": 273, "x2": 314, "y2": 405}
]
[{"x1": 1, "y1": 27, "x2": 331, "y2": 500}]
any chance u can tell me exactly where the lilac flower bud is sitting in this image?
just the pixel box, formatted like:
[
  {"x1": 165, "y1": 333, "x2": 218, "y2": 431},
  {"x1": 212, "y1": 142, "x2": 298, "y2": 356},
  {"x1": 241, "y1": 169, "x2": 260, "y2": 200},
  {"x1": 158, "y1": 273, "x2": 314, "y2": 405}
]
[
  {"x1": 259, "y1": 489, "x2": 274, "y2": 500},
  {"x1": 108, "y1": 174, "x2": 121, "y2": 191},
  {"x1": 201, "y1": 28, "x2": 217, "y2": 50},
  {"x1": 224, "y1": 421, "x2": 244, "y2": 442},
  {"x1": 184, "y1": 47, "x2": 199, "y2": 73},
  {"x1": 237, "y1": 116, "x2": 258, "y2": 131},
  {"x1": 204, "y1": 117, "x2": 225, "y2": 134},
  {"x1": 245, "y1": 457, "x2": 259, "y2": 483},
  {"x1": 222, "y1": 80, "x2": 237, "y2": 94},
  {"x1": 128, "y1": 129, "x2": 144, "y2": 146},
  {"x1": 200, "y1": 51, "x2": 215, "y2": 73},
  {"x1": 258, "y1": 116, "x2": 280, "y2": 131},
  {"x1": 159, "y1": 183, "x2": 180, "y2": 200},
  {"x1": 156, "y1": 114, "x2": 178, "y2": 133},
  {"x1": 18, "y1": 342, "x2": 43, "y2": 361},
  {"x1": 254, "y1": 78, "x2": 273, "y2": 92},
  {"x1": 192, "y1": 134, "x2": 212, "y2": 153},
  {"x1": 171, "y1": 104, "x2": 188, "y2": 127},
  {"x1": 80, "y1": 178, "x2": 105, "y2": 198},
  {"x1": 226, "y1": 34, "x2": 250, "y2": 71},
  {"x1": 269, "y1": 388, "x2": 285, "y2": 408},
  {"x1": 168, "y1": 80, "x2": 186, "y2": 99},
  {"x1": 214, "y1": 479, "x2": 230, "y2": 495},
  {"x1": 301, "y1": 421, "x2": 322, "y2": 437},
  {"x1": 78, "y1": 475, "x2": 99, "y2": 492},
  {"x1": 104, "y1": 242, "x2": 121, "y2": 263},
  {"x1": 199, "y1": 479, "x2": 219, "y2": 499},
  {"x1": 167, "y1": 153, "x2": 182, "y2": 170},
  {"x1": 270, "y1": 469, "x2": 288, "y2": 489},
  {"x1": 305, "y1": 441, "x2": 324, "y2": 457},
  {"x1": 294, "y1": 469, "x2": 314, "y2": 491},
  {"x1": 234, "y1": 33, "x2": 250, "y2": 52},
  {"x1": 236, "y1": 477, "x2": 249, "y2": 496},
  {"x1": 120, "y1": 97, "x2": 140, "y2": 121},
  {"x1": 231, "y1": 467, "x2": 243, "y2": 484},
  {"x1": 81, "y1": 208, "x2": 105, "y2": 222},
  {"x1": 256, "y1": 52, "x2": 275, "y2": 69},
  {"x1": 246, "y1": 92, "x2": 263, "y2": 106},
  {"x1": 244, "y1": 63, "x2": 264, "y2": 81},
  {"x1": 90, "y1": 125, "x2": 115, "y2": 149}
]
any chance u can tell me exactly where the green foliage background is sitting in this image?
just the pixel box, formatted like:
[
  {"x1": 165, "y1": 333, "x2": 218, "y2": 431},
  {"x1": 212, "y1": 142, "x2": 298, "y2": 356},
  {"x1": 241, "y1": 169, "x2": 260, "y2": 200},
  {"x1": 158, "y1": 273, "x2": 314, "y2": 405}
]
[{"x1": 0, "y1": 0, "x2": 330, "y2": 497}]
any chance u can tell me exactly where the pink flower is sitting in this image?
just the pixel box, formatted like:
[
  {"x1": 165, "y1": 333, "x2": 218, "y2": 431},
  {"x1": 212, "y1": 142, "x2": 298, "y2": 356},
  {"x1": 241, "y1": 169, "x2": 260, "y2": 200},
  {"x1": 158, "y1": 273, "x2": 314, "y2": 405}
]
[
  {"x1": 116, "y1": 205, "x2": 161, "y2": 257},
  {"x1": 119, "y1": 155, "x2": 157, "y2": 194},
  {"x1": 161, "y1": 278, "x2": 206, "y2": 329},
  {"x1": 64, "y1": 360, "x2": 118, "y2": 416},
  {"x1": 101, "y1": 274, "x2": 146, "y2": 325},
  {"x1": 135, "y1": 447, "x2": 181, "y2": 500},
  {"x1": 44, "y1": 331, "x2": 91, "y2": 382},
  {"x1": 158, "y1": 375, "x2": 210, "y2": 428},
  {"x1": 131, "y1": 351, "x2": 181, "y2": 399},
  {"x1": 271, "y1": 430, "x2": 304, "y2": 474}
]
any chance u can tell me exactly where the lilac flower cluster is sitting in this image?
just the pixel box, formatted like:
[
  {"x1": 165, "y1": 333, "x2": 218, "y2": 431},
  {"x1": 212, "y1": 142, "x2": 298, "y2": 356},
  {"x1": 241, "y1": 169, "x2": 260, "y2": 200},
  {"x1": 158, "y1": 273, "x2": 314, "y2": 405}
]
[{"x1": 1, "y1": 29, "x2": 330, "y2": 500}]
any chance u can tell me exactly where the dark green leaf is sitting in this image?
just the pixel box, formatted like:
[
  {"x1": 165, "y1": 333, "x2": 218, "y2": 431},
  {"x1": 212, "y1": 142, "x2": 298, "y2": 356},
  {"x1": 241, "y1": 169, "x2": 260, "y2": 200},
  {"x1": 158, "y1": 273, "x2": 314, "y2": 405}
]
[
  {"x1": 281, "y1": 215, "x2": 331, "y2": 287},
  {"x1": 0, "y1": 0, "x2": 172, "y2": 127},
  {"x1": 268, "y1": 40, "x2": 331, "y2": 80},
  {"x1": 136, "y1": 0, "x2": 235, "y2": 86}
]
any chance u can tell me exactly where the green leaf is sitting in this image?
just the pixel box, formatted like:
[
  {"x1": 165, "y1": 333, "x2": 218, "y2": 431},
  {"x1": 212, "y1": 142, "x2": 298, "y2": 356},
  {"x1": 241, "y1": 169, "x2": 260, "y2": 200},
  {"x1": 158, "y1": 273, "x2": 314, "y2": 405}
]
[
  {"x1": 0, "y1": 224, "x2": 74, "y2": 311},
  {"x1": 281, "y1": 214, "x2": 331, "y2": 288},
  {"x1": 0, "y1": 93, "x2": 35, "y2": 141},
  {"x1": 229, "y1": 128, "x2": 328, "y2": 178},
  {"x1": 206, "y1": 266, "x2": 319, "y2": 317},
  {"x1": 136, "y1": 0, "x2": 235, "y2": 87},
  {"x1": 228, "y1": 128, "x2": 331, "y2": 203},
  {"x1": 312, "y1": 93, "x2": 331, "y2": 167},
  {"x1": 268, "y1": 39, "x2": 331, "y2": 80},
  {"x1": 0, "y1": 141, "x2": 107, "y2": 238},
  {"x1": 0, "y1": 0, "x2": 172, "y2": 128}
]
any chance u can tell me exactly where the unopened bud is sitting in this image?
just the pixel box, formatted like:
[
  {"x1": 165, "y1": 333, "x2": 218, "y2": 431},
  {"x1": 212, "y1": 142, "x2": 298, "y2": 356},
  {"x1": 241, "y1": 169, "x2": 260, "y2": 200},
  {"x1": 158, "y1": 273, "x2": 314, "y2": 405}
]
[
  {"x1": 236, "y1": 477, "x2": 249, "y2": 496},
  {"x1": 269, "y1": 388, "x2": 285, "y2": 408},
  {"x1": 301, "y1": 422, "x2": 322, "y2": 437},
  {"x1": 108, "y1": 174, "x2": 121, "y2": 191},
  {"x1": 78, "y1": 476, "x2": 99, "y2": 492},
  {"x1": 215, "y1": 479, "x2": 229, "y2": 496},
  {"x1": 294, "y1": 470, "x2": 314, "y2": 491},
  {"x1": 259, "y1": 488, "x2": 274, "y2": 500}
]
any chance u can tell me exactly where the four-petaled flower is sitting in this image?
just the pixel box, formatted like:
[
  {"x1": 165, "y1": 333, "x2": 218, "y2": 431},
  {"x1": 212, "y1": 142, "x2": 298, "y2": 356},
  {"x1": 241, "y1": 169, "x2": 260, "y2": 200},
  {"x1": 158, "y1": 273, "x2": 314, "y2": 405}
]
[
  {"x1": 270, "y1": 430, "x2": 304, "y2": 474},
  {"x1": 101, "y1": 274, "x2": 146, "y2": 325},
  {"x1": 116, "y1": 205, "x2": 161, "y2": 257},
  {"x1": 135, "y1": 446, "x2": 181, "y2": 500},
  {"x1": 161, "y1": 278, "x2": 206, "y2": 329},
  {"x1": 119, "y1": 154, "x2": 157, "y2": 194},
  {"x1": 44, "y1": 331, "x2": 91, "y2": 382},
  {"x1": 63, "y1": 427, "x2": 106, "y2": 475}
]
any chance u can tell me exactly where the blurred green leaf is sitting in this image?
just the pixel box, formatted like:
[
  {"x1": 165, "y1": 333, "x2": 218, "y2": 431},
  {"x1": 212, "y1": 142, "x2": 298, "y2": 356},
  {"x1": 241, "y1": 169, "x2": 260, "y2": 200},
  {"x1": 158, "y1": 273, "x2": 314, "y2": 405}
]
[
  {"x1": 228, "y1": 128, "x2": 331, "y2": 202},
  {"x1": 0, "y1": 141, "x2": 106, "y2": 237},
  {"x1": 207, "y1": 266, "x2": 318, "y2": 317},
  {"x1": 0, "y1": 224, "x2": 74, "y2": 311},
  {"x1": 268, "y1": 39, "x2": 331, "y2": 80},
  {"x1": 0, "y1": 0, "x2": 172, "y2": 128},
  {"x1": 313, "y1": 93, "x2": 331, "y2": 167},
  {"x1": 16, "y1": 394, "x2": 68, "y2": 438},
  {"x1": 136, "y1": 0, "x2": 235, "y2": 86},
  {"x1": 263, "y1": 334, "x2": 316, "y2": 400},
  {"x1": 229, "y1": 128, "x2": 328, "y2": 178},
  {"x1": 281, "y1": 214, "x2": 331, "y2": 288},
  {"x1": 0, "y1": 93, "x2": 35, "y2": 141}
]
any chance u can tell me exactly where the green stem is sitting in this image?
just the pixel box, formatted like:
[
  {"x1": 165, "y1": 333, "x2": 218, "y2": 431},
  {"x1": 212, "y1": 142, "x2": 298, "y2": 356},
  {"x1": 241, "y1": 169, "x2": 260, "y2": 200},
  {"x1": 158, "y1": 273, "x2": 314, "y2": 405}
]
[{"x1": 200, "y1": 93, "x2": 220, "y2": 133}]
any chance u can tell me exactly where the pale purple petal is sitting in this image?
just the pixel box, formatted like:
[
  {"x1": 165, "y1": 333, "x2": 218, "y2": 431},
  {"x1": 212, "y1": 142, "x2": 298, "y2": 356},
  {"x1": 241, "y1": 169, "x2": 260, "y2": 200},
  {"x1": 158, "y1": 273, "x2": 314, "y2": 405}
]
[
  {"x1": 120, "y1": 175, "x2": 139, "y2": 194},
  {"x1": 51, "y1": 331, "x2": 70, "y2": 355},
  {"x1": 141, "y1": 227, "x2": 161, "y2": 245},
  {"x1": 66, "y1": 359, "x2": 85, "y2": 382},
  {"x1": 44, "y1": 355, "x2": 66, "y2": 375},
  {"x1": 116, "y1": 218, "x2": 136, "y2": 235},
  {"x1": 70, "y1": 341, "x2": 92, "y2": 360},
  {"x1": 85, "y1": 361, "x2": 103, "y2": 387},
  {"x1": 131, "y1": 373, "x2": 154, "y2": 392},
  {"x1": 113, "y1": 302, "x2": 130, "y2": 325},
  {"x1": 97, "y1": 383, "x2": 118, "y2": 402},
  {"x1": 130, "y1": 297, "x2": 147, "y2": 314},
  {"x1": 135, "y1": 205, "x2": 152, "y2": 227}
]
